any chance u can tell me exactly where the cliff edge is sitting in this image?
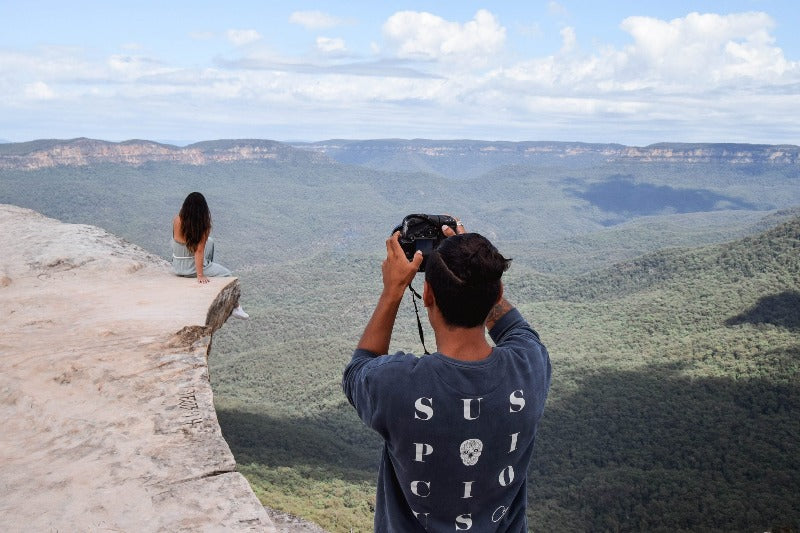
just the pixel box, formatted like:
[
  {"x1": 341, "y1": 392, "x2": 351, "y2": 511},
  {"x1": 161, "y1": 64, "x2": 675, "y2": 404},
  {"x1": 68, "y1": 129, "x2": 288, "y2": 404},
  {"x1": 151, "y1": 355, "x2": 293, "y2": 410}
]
[{"x1": 0, "y1": 205, "x2": 275, "y2": 532}]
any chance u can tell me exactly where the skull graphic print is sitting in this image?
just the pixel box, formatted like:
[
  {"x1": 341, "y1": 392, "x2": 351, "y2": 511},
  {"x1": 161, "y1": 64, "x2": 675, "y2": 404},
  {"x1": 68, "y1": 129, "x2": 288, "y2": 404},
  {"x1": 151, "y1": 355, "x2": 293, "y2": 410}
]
[{"x1": 459, "y1": 438, "x2": 483, "y2": 466}]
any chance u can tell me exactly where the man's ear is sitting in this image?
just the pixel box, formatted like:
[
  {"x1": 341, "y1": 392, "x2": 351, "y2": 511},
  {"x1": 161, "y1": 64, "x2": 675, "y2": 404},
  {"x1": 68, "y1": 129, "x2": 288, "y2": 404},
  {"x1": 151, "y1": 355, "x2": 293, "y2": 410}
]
[{"x1": 423, "y1": 281, "x2": 435, "y2": 308}]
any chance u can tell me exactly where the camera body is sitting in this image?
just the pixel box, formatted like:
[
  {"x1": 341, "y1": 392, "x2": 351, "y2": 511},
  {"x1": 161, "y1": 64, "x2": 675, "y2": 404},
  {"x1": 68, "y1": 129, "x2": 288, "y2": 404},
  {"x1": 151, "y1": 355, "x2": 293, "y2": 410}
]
[{"x1": 392, "y1": 214, "x2": 458, "y2": 271}]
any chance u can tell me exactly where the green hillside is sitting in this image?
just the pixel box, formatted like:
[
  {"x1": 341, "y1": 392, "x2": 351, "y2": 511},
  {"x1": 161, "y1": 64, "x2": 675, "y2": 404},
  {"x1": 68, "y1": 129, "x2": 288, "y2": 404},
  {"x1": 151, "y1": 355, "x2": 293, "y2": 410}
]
[
  {"x1": 207, "y1": 216, "x2": 799, "y2": 532},
  {"x1": 2, "y1": 155, "x2": 797, "y2": 273},
  {"x1": 521, "y1": 217, "x2": 800, "y2": 532},
  {"x1": 1, "y1": 139, "x2": 798, "y2": 531}
]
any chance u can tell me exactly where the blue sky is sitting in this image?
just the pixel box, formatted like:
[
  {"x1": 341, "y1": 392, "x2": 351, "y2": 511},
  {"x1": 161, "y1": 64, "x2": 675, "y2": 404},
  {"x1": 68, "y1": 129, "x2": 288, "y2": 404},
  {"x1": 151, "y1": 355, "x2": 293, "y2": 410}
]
[{"x1": 1, "y1": 1, "x2": 798, "y2": 145}]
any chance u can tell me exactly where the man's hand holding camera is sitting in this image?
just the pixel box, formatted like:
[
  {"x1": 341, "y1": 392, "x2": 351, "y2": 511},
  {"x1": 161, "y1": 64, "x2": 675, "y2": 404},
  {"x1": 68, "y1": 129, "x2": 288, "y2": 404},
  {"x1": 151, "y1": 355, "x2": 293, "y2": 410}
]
[
  {"x1": 441, "y1": 219, "x2": 466, "y2": 238},
  {"x1": 383, "y1": 215, "x2": 464, "y2": 296},
  {"x1": 358, "y1": 216, "x2": 465, "y2": 355},
  {"x1": 382, "y1": 231, "x2": 423, "y2": 299}
]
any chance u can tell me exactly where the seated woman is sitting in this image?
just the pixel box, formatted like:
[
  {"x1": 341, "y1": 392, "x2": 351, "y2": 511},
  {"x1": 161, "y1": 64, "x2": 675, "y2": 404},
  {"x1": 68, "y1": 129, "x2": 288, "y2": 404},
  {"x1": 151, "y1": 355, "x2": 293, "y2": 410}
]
[{"x1": 172, "y1": 191, "x2": 248, "y2": 319}]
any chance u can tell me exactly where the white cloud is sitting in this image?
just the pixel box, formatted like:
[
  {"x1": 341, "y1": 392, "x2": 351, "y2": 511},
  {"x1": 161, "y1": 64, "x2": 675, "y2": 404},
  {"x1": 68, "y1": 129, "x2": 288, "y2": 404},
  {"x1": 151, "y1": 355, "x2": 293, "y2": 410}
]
[
  {"x1": 382, "y1": 9, "x2": 506, "y2": 63},
  {"x1": 618, "y1": 12, "x2": 792, "y2": 84},
  {"x1": 23, "y1": 81, "x2": 56, "y2": 100},
  {"x1": 316, "y1": 37, "x2": 347, "y2": 54},
  {"x1": 560, "y1": 26, "x2": 577, "y2": 53},
  {"x1": 0, "y1": 47, "x2": 101, "y2": 82},
  {"x1": 548, "y1": 2, "x2": 569, "y2": 17},
  {"x1": 290, "y1": 11, "x2": 346, "y2": 30},
  {"x1": 121, "y1": 43, "x2": 144, "y2": 52},
  {"x1": 226, "y1": 29, "x2": 262, "y2": 47},
  {"x1": 486, "y1": 11, "x2": 797, "y2": 96},
  {"x1": 517, "y1": 22, "x2": 542, "y2": 38},
  {"x1": 190, "y1": 31, "x2": 216, "y2": 41},
  {"x1": 1, "y1": 10, "x2": 797, "y2": 144},
  {"x1": 107, "y1": 54, "x2": 173, "y2": 82}
]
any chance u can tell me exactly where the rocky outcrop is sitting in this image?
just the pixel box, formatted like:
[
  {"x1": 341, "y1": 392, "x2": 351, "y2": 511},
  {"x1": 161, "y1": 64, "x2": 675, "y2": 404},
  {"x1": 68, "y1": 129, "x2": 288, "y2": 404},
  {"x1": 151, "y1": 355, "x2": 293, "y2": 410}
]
[{"x1": 0, "y1": 205, "x2": 275, "y2": 532}]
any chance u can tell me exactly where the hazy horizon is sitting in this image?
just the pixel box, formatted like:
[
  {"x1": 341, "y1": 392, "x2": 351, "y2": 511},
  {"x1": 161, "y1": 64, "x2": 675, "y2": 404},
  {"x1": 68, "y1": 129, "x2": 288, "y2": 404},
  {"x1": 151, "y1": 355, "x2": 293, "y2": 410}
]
[{"x1": 3, "y1": 136, "x2": 800, "y2": 149}]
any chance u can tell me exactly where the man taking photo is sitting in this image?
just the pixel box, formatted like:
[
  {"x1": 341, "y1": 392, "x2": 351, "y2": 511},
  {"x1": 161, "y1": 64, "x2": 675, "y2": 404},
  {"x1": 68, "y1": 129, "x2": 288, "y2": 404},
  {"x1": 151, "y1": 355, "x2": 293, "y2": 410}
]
[{"x1": 343, "y1": 219, "x2": 551, "y2": 532}]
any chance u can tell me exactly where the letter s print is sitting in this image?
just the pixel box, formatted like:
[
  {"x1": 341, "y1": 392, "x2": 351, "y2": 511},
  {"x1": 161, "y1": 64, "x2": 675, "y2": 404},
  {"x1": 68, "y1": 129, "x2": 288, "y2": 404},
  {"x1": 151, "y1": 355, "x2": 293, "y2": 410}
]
[
  {"x1": 414, "y1": 397, "x2": 434, "y2": 420},
  {"x1": 509, "y1": 390, "x2": 525, "y2": 412}
]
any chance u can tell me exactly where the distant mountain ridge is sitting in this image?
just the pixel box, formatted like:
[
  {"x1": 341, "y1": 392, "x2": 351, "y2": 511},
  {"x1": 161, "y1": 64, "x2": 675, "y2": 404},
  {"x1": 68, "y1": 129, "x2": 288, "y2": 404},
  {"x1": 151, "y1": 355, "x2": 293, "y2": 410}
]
[
  {"x1": 1, "y1": 137, "x2": 798, "y2": 171},
  {"x1": 0, "y1": 137, "x2": 330, "y2": 170},
  {"x1": 298, "y1": 138, "x2": 800, "y2": 163},
  {"x1": 295, "y1": 139, "x2": 800, "y2": 179}
]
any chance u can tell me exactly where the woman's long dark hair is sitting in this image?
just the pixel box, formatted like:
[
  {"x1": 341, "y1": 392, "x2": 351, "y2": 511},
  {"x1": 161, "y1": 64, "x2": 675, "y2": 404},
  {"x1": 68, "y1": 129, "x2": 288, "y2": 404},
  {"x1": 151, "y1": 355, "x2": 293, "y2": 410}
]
[{"x1": 179, "y1": 192, "x2": 212, "y2": 252}]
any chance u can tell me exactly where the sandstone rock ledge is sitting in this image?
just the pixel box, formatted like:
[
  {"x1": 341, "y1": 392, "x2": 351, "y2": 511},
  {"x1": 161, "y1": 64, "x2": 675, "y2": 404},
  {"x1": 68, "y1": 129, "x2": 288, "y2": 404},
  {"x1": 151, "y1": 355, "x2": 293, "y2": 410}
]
[{"x1": 0, "y1": 205, "x2": 276, "y2": 532}]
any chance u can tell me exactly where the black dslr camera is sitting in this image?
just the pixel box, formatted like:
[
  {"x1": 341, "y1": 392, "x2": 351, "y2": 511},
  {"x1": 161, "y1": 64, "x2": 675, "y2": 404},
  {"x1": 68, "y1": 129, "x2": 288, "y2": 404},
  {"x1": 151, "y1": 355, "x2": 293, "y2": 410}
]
[{"x1": 392, "y1": 214, "x2": 458, "y2": 272}]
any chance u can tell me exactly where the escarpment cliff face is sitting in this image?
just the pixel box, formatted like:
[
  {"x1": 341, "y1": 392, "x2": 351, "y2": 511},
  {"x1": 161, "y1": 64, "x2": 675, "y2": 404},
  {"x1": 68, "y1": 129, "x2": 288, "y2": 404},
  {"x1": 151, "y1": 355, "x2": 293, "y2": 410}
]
[
  {"x1": 296, "y1": 139, "x2": 800, "y2": 165},
  {"x1": 1, "y1": 137, "x2": 798, "y2": 171},
  {"x1": 0, "y1": 137, "x2": 331, "y2": 170},
  {"x1": 0, "y1": 205, "x2": 275, "y2": 532}
]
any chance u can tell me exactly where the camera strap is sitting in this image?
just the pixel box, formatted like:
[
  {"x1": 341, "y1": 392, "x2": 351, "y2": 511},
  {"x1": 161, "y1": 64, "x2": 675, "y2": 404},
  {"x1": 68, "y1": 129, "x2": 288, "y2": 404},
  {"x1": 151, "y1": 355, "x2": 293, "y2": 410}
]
[{"x1": 408, "y1": 283, "x2": 430, "y2": 355}]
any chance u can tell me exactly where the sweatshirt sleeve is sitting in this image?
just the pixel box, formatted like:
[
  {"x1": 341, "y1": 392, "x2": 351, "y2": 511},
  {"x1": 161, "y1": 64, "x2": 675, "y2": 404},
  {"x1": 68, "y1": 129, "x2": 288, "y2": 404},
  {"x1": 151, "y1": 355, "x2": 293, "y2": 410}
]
[
  {"x1": 488, "y1": 307, "x2": 542, "y2": 345},
  {"x1": 342, "y1": 348, "x2": 381, "y2": 427},
  {"x1": 489, "y1": 307, "x2": 552, "y2": 416}
]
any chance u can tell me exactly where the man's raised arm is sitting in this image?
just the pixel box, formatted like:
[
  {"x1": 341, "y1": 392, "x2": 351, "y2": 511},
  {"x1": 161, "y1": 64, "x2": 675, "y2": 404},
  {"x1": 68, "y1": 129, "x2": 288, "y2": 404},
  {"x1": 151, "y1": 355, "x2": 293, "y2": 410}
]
[
  {"x1": 356, "y1": 232, "x2": 423, "y2": 355},
  {"x1": 485, "y1": 297, "x2": 514, "y2": 331}
]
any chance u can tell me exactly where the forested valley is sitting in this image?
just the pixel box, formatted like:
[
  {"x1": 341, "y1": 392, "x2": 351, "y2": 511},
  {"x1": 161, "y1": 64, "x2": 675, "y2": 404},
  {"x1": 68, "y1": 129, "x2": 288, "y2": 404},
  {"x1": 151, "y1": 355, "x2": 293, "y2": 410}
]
[{"x1": 1, "y1": 139, "x2": 798, "y2": 531}]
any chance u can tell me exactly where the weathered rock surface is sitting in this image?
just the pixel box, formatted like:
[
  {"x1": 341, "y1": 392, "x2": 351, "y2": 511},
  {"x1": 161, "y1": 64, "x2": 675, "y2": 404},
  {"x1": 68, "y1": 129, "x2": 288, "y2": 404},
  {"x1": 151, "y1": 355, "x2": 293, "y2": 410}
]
[{"x1": 0, "y1": 204, "x2": 276, "y2": 532}]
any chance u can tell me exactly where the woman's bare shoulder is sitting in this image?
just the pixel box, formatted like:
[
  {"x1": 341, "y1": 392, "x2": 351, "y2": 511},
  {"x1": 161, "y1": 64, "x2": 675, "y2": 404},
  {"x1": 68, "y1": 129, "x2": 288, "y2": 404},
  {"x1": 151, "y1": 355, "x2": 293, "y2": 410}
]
[{"x1": 172, "y1": 215, "x2": 184, "y2": 241}]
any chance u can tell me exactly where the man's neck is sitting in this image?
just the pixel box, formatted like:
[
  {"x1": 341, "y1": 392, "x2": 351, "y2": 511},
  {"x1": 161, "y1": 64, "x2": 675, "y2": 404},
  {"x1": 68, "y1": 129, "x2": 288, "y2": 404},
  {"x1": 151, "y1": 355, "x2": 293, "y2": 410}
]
[{"x1": 434, "y1": 325, "x2": 493, "y2": 361}]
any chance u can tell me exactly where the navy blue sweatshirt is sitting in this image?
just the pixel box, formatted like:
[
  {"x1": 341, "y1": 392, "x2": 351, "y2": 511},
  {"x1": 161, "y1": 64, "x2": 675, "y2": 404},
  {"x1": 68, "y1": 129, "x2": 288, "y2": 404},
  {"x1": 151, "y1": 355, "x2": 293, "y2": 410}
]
[{"x1": 343, "y1": 308, "x2": 552, "y2": 532}]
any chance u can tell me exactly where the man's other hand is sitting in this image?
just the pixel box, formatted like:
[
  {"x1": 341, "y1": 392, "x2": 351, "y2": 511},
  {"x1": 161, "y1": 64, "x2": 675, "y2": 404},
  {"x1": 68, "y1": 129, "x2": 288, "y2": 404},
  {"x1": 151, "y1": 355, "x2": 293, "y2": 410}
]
[{"x1": 442, "y1": 217, "x2": 466, "y2": 237}]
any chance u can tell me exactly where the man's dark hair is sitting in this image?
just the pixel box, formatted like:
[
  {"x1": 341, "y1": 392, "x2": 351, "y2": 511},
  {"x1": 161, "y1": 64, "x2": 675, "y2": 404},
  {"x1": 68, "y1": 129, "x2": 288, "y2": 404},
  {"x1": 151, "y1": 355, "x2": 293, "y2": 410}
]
[{"x1": 425, "y1": 233, "x2": 511, "y2": 328}]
